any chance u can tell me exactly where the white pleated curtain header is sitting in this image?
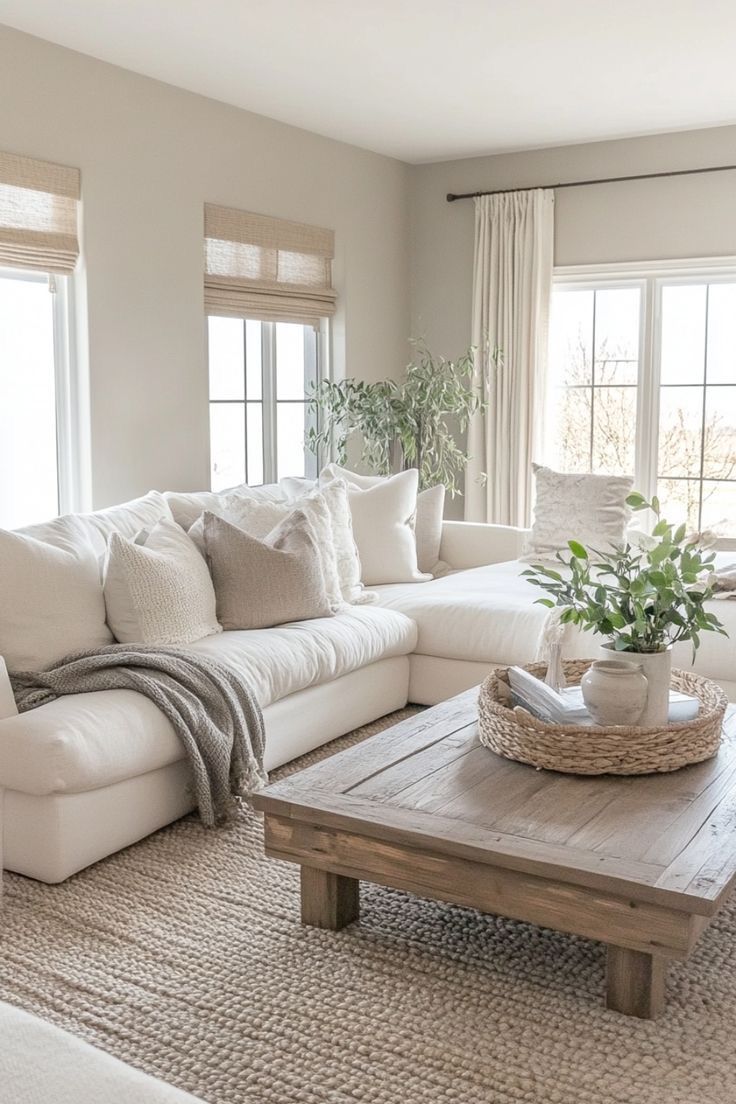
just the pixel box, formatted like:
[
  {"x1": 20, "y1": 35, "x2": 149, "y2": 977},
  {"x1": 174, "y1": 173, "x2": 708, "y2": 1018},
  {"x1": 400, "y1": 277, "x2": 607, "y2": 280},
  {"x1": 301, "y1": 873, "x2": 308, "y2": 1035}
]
[
  {"x1": 0, "y1": 151, "x2": 80, "y2": 274},
  {"x1": 204, "y1": 204, "x2": 336, "y2": 325}
]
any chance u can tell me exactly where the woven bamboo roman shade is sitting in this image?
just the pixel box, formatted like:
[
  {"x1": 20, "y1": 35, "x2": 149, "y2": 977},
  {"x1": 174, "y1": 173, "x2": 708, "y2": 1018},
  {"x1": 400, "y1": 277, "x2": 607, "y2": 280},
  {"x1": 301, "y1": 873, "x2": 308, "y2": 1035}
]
[
  {"x1": 204, "y1": 204, "x2": 336, "y2": 325},
  {"x1": 0, "y1": 151, "x2": 80, "y2": 274}
]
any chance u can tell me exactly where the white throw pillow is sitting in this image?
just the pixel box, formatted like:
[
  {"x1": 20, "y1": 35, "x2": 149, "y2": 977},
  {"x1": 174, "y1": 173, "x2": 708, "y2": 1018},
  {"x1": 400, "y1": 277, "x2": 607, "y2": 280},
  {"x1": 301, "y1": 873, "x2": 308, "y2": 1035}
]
[
  {"x1": 190, "y1": 488, "x2": 345, "y2": 609},
  {"x1": 319, "y1": 463, "x2": 447, "y2": 576},
  {"x1": 414, "y1": 484, "x2": 449, "y2": 576},
  {"x1": 0, "y1": 516, "x2": 113, "y2": 672},
  {"x1": 103, "y1": 518, "x2": 221, "y2": 645},
  {"x1": 523, "y1": 464, "x2": 634, "y2": 561},
  {"x1": 322, "y1": 467, "x2": 430, "y2": 586}
]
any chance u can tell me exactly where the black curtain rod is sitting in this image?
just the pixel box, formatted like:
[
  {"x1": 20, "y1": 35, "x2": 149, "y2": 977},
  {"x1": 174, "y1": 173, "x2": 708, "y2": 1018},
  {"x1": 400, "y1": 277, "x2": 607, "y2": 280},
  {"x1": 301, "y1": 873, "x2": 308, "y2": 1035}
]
[{"x1": 446, "y1": 162, "x2": 736, "y2": 202}]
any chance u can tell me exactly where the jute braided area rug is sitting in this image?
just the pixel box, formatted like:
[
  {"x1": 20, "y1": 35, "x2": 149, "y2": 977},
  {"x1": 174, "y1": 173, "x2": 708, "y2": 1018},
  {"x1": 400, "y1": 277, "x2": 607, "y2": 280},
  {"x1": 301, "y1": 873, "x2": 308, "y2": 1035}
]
[{"x1": 1, "y1": 707, "x2": 734, "y2": 1104}]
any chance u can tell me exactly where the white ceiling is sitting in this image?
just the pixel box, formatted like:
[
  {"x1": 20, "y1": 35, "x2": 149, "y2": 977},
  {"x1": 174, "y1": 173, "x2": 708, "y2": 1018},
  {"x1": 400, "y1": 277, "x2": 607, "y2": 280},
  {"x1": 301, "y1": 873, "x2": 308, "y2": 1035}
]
[{"x1": 2, "y1": 0, "x2": 736, "y2": 163}]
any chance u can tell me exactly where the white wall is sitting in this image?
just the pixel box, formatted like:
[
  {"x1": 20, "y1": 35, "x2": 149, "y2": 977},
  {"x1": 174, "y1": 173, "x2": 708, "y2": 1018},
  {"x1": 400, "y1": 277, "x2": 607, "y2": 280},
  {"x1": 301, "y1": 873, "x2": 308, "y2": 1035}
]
[
  {"x1": 410, "y1": 124, "x2": 736, "y2": 357},
  {"x1": 410, "y1": 125, "x2": 736, "y2": 516},
  {"x1": 4, "y1": 21, "x2": 736, "y2": 515},
  {"x1": 0, "y1": 25, "x2": 410, "y2": 507}
]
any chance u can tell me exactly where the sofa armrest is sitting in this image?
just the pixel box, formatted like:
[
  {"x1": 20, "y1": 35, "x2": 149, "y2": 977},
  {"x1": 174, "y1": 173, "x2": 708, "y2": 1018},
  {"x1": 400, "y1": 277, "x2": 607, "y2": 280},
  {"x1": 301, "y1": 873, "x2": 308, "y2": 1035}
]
[{"x1": 439, "y1": 521, "x2": 529, "y2": 569}]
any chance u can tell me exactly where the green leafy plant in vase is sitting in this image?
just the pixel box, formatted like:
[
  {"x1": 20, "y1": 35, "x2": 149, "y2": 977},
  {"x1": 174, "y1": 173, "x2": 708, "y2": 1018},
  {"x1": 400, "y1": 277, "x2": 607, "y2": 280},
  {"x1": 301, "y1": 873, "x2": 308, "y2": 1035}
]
[
  {"x1": 306, "y1": 339, "x2": 499, "y2": 497},
  {"x1": 522, "y1": 492, "x2": 727, "y2": 726}
]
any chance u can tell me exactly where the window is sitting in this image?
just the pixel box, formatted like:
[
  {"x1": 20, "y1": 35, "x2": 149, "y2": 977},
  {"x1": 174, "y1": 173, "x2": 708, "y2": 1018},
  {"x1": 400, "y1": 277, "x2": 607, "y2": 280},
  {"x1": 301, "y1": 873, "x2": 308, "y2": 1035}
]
[
  {"x1": 208, "y1": 317, "x2": 320, "y2": 490},
  {"x1": 547, "y1": 264, "x2": 736, "y2": 536},
  {"x1": 657, "y1": 283, "x2": 736, "y2": 533},
  {"x1": 0, "y1": 267, "x2": 74, "y2": 529},
  {"x1": 203, "y1": 204, "x2": 335, "y2": 491},
  {"x1": 0, "y1": 151, "x2": 82, "y2": 529}
]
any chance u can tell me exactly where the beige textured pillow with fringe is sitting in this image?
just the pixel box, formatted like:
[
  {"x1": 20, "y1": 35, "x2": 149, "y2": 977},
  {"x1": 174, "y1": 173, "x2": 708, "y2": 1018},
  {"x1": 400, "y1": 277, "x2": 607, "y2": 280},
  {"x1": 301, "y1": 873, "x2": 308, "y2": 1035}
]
[{"x1": 202, "y1": 509, "x2": 333, "y2": 630}]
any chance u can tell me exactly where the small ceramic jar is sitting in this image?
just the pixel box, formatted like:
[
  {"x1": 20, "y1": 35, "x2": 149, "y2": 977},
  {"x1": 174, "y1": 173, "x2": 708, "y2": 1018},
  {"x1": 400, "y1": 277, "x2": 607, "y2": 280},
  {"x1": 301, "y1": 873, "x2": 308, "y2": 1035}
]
[{"x1": 581, "y1": 659, "x2": 648, "y2": 726}]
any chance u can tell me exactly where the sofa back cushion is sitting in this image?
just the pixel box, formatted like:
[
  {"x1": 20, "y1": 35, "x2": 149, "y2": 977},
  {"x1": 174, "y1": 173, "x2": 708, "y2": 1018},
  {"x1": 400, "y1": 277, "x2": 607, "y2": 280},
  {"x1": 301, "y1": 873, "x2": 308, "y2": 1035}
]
[
  {"x1": 20, "y1": 491, "x2": 174, "y2": 561},
  {"x1": 164, "y1": 483, "x2": 285, "y2": 531},
  {"x1": 202, "y1": 509, "x2": 333, "y2": 630},
  {"x1": 0, "y1": 516, "x2": 113, "y2": 672},
  {"x1": 103, "y1": 518, "x2": 221, "y2": 645}
]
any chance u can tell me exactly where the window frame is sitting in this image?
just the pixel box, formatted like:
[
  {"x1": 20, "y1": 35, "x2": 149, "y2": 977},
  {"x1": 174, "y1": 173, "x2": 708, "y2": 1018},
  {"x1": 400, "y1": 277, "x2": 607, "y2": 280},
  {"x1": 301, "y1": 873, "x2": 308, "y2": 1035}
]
[
  {"x1": 206, "y1": 314, "x2": 330, "y2": 488},
  {"x1": 0, "y1": 264, "x2": 81, "y2": 525},
  {"x1": 550, "y1": 257, "x2": 736, "y2": 547}
]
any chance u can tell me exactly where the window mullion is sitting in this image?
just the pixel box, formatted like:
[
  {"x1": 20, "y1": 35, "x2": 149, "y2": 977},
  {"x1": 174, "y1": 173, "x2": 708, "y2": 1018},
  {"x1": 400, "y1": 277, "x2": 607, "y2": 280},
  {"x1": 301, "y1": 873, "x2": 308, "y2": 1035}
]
[
  {"x1": 636, "y1": 276, "x2": 659, "y2": 504},
  {"x1": 262, "y1": 321, "x2": 278, "y2": 483},
  {"x1": 51, "y1": 275, "x2": 79, "y2": 514},
  {"x1": 303, "y1": 324, "x2": 319, "y2": 479},
  {"x1": 697, "y1": 285, "x2": 711, "y2": 530}
]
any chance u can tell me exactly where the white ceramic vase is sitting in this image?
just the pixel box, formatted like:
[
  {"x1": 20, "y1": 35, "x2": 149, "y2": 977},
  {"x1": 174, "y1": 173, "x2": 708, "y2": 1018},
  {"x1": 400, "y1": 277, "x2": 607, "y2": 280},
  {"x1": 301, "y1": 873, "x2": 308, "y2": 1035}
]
[
  {"x1": 599, "y1": 643, "x2": 672, "y2": 727},
  {"x1": 581, "y1": 659, "x2": 648, "y2": 726}
]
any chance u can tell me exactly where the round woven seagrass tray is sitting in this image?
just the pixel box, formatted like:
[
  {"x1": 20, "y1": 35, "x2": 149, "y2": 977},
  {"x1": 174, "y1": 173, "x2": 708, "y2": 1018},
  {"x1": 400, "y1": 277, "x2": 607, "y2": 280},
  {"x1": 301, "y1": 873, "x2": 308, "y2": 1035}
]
[{"x1": 478, "y1": 660, "x2": 728, "y2": 776}]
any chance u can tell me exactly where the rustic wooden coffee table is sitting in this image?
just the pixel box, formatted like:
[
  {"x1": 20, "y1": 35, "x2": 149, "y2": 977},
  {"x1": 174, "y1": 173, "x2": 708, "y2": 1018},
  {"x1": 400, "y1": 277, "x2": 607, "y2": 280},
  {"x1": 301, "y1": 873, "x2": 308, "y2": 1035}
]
[{"x1": 253, "y1": 689, "x2": 736, "y2": 1019}]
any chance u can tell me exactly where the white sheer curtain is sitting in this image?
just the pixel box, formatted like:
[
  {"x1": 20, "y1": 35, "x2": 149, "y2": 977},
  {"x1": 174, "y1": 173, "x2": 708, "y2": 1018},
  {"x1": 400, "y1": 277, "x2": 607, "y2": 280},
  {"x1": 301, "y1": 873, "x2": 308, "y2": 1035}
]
[{"x1": 465, "y1": 189, "x2": 554, "y2": 525}]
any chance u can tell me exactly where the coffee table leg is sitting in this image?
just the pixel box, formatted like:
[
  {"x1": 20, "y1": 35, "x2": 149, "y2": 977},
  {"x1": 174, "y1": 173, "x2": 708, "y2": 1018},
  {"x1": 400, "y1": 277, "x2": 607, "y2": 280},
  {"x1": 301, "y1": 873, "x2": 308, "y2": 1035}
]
[
  {"x1": 606, "y1": 945, "x2": 666, "y2": 1018},
  {"x1": 300, "y1": 866, "x2": 359, "y2": 930}
]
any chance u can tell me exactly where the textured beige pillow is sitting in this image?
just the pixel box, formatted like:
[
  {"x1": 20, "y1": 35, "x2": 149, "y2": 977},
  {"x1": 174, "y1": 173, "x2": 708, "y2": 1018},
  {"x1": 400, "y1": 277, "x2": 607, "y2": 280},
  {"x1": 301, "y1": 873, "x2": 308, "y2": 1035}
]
[
  {"x1": 523, "y1": 464, "x2": 634, "y2": 561},
  {"x1": 202, "y1": 509, "x2": 333, "y2": 630},
  {"x1": 190, "y1": 489, "x2": 344, "y2": 610},
  {"x1": 103, "y1": 518, "x2": 221, "y2": 645}
]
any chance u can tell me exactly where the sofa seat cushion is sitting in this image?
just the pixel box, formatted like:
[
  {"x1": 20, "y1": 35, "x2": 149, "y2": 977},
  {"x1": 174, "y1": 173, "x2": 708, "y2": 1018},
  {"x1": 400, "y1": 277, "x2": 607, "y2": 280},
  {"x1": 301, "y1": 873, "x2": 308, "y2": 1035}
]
[
  {"x1": 187, "y1": 605, "x2": 416, "y2": 703},
  {"x1": 372, "y1": 559, "x2": 736, "y2": 685},
  {"x1": 371, "y1": 561, "x2": 557, "y2": 665},
  {"x1": 0, "y1": 607, "x2": 416, "y2": 796}
]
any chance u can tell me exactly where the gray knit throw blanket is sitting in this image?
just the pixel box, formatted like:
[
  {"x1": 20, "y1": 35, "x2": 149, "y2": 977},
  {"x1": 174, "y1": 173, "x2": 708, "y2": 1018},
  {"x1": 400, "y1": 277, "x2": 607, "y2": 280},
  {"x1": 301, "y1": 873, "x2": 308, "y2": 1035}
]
[{"x1": 10, "y1": 645, "x2": 268, "y2": 827}]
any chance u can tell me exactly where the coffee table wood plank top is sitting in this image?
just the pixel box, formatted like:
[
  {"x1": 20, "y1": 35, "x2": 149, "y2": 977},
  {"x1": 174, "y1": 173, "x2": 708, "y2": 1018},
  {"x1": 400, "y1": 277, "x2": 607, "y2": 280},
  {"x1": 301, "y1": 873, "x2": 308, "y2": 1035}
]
[{"x1": 253, "y1": 689, "x2": 736, "y2": 1018}]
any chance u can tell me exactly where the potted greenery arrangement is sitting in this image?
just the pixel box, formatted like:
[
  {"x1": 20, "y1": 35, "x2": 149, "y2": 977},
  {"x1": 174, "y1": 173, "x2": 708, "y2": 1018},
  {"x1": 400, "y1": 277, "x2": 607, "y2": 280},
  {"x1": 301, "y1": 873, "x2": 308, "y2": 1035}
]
[
  {"x1": 522, "y1": 492, "x2": 727, "y2": 726},
  {"x1": 306, "y1": 340, "x2": 498, "y2": 497}
]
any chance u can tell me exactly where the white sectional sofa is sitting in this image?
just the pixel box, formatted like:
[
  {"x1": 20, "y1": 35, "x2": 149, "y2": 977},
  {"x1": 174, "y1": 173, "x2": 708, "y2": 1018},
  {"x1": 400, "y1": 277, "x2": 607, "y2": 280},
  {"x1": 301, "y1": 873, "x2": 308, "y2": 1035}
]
[
  {"x1": 0, "y1": 1000, "x2": 204, "y2": 1104},
  {"x1": 1, "y1": 493, "x2": 734, "y2": 884}
]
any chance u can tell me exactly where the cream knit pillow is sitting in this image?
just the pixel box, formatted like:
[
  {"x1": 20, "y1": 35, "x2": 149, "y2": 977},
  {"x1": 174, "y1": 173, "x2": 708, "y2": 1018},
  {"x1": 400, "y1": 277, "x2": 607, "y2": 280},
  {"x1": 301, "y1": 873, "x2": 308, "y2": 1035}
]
[
  {"x1": 103, "y1": 518, "x2": 221, "y2": 645},
  {"x1": 277, "y1": 475, "x2": 364, "y2": 600},
  {"x1": 202, "y1": 509, "x2": 333, "y2": 630}
]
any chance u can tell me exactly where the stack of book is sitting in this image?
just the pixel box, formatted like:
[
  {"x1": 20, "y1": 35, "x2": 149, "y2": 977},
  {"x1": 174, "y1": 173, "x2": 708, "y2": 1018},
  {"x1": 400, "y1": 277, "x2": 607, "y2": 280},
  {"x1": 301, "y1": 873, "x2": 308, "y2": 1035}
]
[{"x1": 507, "y1": 666, "x2": 699, "y2": 726}]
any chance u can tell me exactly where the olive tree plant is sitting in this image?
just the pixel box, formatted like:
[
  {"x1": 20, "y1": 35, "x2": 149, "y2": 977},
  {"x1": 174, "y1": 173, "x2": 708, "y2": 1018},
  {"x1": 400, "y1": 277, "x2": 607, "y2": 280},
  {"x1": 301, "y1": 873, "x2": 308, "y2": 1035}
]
[{"x1": 306, "y1": 340, "x2": 499, "y2": 496}]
